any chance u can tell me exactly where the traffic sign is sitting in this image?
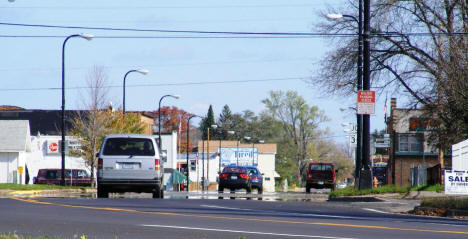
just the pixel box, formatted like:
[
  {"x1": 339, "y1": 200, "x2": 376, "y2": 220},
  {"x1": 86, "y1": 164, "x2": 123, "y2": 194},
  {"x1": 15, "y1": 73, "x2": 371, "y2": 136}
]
[
  {"x1": 357, "y1": 90, "x2": 375, "y2": 115},
  {"x1": 349, "y1": 134, "x2": 357, "y2": 147}
]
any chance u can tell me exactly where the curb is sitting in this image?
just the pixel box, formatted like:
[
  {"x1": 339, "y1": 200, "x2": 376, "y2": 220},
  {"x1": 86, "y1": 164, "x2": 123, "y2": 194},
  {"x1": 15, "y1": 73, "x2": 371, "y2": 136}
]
[{"x1": 328, "y1": 196, "x2": 384, "y2": 202}]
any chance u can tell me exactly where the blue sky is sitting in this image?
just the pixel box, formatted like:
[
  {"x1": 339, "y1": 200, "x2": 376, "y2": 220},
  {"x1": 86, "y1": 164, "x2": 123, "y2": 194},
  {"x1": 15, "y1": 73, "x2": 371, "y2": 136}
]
[{"x1": 0, "y1": 0, "x2": 387, "y2": 143}]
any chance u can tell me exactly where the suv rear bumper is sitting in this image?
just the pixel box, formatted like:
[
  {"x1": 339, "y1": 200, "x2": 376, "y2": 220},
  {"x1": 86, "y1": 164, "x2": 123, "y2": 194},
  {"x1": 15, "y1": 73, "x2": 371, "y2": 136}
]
[{"x1": 98, "y1": 179, "x2": 162, "y2": 193}]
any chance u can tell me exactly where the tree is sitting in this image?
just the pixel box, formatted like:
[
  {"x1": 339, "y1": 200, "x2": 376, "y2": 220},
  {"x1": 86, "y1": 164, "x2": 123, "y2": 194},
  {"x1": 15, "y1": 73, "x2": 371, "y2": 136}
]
[
  {"x1": 262, "y1": 90, "x2": 329, "y2": 186},
  {"x1": 71, "y1": 66, "x2": 145, "y2": 186},
  {"x1": 314, "y1": 0, "x2": 468, "y2": 163},
  {"x1": 153, "y1": 106, "x2": 193, "y2": 153},
  {"x1": 200, "y1": 105, "x2": 216, "y2": 140}
]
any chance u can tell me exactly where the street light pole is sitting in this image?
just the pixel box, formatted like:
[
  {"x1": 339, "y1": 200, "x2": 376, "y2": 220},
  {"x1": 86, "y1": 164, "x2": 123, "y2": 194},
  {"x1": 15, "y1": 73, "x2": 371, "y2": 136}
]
[
  {"x1": 186, "y1": 115, "x2": 200, "y2": 192},
  {"x1": 123, "y1": 69, "x2": 148, "y2": 114},
  {"x1": 61, "y1": 33, "x2": 93, "y2": 186},
  {"x1": 361, "y1": 0, "x2": 372, "y2": 189},
  {"x1": 327, "y1": 2, "x2": 363, "y2": 188},
  {"x1": 158, "y1": 94, "x2": 180, "y2": 149}
]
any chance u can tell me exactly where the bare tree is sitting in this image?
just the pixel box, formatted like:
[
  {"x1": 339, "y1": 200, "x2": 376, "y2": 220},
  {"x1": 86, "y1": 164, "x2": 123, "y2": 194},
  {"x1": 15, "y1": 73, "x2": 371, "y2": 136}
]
[
  {"x1": 71, "y1": 66, "x2": 111, "y2": 186},
  {"x1": 313, "y1": 0, "x2": 468, "y2": 162}
]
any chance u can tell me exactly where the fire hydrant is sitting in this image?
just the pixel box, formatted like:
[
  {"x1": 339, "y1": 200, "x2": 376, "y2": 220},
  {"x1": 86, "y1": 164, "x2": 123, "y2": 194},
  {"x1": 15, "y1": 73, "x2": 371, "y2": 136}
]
[{"x1": 373, "y1": 177, "x2": 378, "y2": 188}]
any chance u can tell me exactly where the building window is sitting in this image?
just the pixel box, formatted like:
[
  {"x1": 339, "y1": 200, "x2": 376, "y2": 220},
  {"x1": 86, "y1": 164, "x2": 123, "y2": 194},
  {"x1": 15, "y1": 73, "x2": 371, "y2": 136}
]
[{"x1": 398, "y1": 134, "x2": 423, "y2": 153}]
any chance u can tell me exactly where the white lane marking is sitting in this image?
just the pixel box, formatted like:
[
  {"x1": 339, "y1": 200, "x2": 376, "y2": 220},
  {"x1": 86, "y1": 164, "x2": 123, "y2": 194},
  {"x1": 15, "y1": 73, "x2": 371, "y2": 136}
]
[
  {"x1": 141, "y1": 224, "x2": 356, "y2": 239},
  {"x1": 200, "y1": 204, "x2": 360, "y2": 219},
  {"x1": 363, "y1": 208, "x2": 392, "y2": 214}
]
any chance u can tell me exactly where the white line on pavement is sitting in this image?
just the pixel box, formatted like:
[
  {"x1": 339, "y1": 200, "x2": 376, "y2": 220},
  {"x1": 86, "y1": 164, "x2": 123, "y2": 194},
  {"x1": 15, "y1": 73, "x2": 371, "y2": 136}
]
[
  {"x1": 200, "y1": 204, "x2": 360, "y2": 219},
  {"x1": 363, "y1": 208, "x2": 392, "y2": 214},
  {"x1": 140, "y1": 224, "x2": 356, "y2": 239}
]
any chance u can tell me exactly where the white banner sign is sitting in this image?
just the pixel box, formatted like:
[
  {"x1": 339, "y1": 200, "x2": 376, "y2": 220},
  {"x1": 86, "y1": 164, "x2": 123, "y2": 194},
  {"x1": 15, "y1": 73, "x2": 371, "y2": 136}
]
[
  {"x1": 445, "y1": 170, "x2": 468, "y2": 195},
  {"x1": 220, "y1": 147, "x2": 258, "y2": 167}
]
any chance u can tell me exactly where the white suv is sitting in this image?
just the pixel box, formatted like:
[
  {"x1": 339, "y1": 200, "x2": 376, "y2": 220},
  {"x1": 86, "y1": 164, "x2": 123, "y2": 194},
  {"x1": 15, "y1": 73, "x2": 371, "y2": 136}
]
[{"x1": 96, "y1": 134, "x2": 164, "y2": 198}]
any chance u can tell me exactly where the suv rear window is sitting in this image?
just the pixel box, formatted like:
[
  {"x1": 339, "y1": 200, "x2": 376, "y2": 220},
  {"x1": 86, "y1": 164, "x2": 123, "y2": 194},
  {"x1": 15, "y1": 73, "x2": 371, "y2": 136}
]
[
  {"x1": 310, "y1": 164, "x2": 333, "y2": 171},
  {"x1": 103, "y1": 138, "x2": 155, "y2": 156}
]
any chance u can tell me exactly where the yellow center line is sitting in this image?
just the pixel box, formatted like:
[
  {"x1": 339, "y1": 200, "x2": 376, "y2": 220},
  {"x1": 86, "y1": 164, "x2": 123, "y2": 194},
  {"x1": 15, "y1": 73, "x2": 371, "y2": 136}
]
[{"x1": 11, "y1": 197, "x2": 468, "y2": 235}]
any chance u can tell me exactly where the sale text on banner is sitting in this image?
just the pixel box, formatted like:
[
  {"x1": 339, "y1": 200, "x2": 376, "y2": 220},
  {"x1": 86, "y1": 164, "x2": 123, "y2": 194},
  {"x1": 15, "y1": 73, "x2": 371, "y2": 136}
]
[{"x1": 445, "y1": 170, "x2": 468, "y2": 195}]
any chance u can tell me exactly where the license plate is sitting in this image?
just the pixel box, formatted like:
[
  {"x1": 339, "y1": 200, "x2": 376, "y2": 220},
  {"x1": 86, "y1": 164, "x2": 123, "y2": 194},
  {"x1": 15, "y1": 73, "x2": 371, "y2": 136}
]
[
  {"x1": 318, "y1": 181, "x2": 324, "y2": 185},
  {"x1": 122, "y1": 163, "x2": 134, "y2": 169},
  {"x1": 231, "y1": 176, "x2": 238, "y2": 180}
]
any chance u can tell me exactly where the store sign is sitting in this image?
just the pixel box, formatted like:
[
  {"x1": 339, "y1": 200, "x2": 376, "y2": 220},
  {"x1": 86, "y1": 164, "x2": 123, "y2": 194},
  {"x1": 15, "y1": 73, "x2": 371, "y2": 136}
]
[
  {"x1": 445, "y1": 170, "x2": 468, "y2": 195},
  {"x1": 409, "y1": 117, "x2": 438, "y2": 131},
  {"x1": 47, "y1": 140, "x2": 60, "y2": 154},
  {"x1": 220, "y1": 147, "x2": 258, "y2": 167}
]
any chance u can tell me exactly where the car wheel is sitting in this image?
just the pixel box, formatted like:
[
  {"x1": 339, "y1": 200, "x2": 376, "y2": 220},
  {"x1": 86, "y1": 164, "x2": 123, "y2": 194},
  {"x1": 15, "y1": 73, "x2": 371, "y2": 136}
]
[
  {"x1": 246, "y1": 185, "x2": 252, "y2": 194},
  {"x1": 306, "y1": 183, "x2": 311, "y2": 194},
  {"x1": 97, "y1": 186, "x2": 108, "y2": 198},
  {"x1": 218, "y1": 187, "x2": 224, "y2": 199},
  {"x1": 153, "y1": 186, "x2": 164, "y2": 198},
  {"x1": 330, "y1": 184, "x2": 335, "y2": 192}
]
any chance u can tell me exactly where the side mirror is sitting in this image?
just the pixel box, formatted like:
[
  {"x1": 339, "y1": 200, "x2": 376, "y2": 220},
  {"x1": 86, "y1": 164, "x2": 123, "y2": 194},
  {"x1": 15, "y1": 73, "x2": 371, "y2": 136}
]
[{"x1": 261, "y1": 173, "x2": 265, "y2": 176}]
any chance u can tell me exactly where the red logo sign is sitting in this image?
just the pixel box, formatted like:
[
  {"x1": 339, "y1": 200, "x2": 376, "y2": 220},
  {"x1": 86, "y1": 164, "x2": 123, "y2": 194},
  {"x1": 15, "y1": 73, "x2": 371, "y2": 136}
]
[{"x1": 49, "y1": 142, "x2": 58, "y2": 152}]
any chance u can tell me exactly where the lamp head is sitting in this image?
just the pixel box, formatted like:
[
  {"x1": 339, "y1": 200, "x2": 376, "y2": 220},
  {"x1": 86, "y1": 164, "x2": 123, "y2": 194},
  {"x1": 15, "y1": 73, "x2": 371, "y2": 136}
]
[
  {"x1": 79, "y1": 33, "x2": 94, "y2": 41},
  {"x1": 211, "y1": 124, "x2": 218, "y2": 129},
  {"x1": 172, "y1": 94, "x2": 181, "y2": 99},
  {"x1": 136, "y1": 69, "x2": 149, "y2": 75},
  {"x1": 326, "y1": 14, "x2": 343, "y2": 20}
]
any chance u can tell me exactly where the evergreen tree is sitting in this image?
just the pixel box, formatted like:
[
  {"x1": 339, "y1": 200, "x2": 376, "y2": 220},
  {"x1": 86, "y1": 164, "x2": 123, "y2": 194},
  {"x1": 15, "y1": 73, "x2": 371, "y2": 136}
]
[{"x1": 200, "y1": 105, "x2": 215, "y2": 140}]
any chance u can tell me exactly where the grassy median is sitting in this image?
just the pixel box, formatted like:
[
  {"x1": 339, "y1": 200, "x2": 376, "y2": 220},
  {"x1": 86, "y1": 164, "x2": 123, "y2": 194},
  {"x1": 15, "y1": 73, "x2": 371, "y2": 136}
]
[{"x1": 329, "y1": 184, "x2": 444, "y2": 198}]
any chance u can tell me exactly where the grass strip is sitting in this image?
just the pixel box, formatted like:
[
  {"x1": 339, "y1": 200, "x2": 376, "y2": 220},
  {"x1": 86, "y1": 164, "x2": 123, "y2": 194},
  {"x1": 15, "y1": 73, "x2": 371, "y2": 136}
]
[
  {"x1": 421, "y1": 197, "x2": 468, "y2": 210},
  {"x1": 329, "y1": 184, "x2": 444, "y2": 198}
]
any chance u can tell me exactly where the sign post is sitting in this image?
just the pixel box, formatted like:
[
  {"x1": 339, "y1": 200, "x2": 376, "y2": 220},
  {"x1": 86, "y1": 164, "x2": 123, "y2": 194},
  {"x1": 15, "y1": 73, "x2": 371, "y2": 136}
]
[
  {"x1": 18, "y1": 166, "x2": 23, "y2": 184},
  {"x1": 357, "y1": 90, "x2": 375, "y2": 115}
]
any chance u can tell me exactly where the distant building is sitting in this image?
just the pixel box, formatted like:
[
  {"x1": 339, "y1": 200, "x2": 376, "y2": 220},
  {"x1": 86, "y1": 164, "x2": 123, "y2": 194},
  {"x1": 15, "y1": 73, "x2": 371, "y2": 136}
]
[
  {"x1": 195, "y1": 140, "x2": 279, "y2": 192},
  {"x1": 387, "y1": 98, "x2": 448, "y2": 186}
]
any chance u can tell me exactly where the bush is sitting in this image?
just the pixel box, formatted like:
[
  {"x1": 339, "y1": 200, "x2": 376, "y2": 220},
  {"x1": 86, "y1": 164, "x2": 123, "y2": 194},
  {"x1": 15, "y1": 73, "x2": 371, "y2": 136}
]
[{"x1": 329, "y1": 184, "x2": 444, "y2": 198}]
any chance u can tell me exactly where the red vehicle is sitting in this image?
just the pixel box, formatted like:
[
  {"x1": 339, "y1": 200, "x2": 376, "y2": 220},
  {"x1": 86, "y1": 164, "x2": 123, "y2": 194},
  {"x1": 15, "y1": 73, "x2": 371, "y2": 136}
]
[
  {"x1": 305, "y1": 162, "x2": 336, "y2": 193},
  {"x1": 34, "y1": 168, "x2": 92, "y2": 187}
]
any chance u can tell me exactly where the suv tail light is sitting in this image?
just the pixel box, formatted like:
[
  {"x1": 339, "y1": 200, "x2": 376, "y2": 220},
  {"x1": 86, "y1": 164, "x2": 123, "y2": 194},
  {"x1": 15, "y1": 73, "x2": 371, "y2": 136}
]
[
  {"x1": 97, "y1": 158, "x2": 103, "y2": 170},
  {"x1": 155, "y1": 159, "x2": 160, "y2": 170},
  {"x1": 239, "y1": 173, "x2": 250, "y2": 179},
  {"x1": 252, "y1": 176, "x2": 261, "y2": 180},
  {"x1": 219, "y1": 173, "x2": 228, "y2": 179}
]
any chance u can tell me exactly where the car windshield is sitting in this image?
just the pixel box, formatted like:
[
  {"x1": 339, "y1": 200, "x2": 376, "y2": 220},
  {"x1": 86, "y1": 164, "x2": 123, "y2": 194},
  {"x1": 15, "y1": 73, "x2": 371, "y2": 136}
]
[
  {"x1": 223, "y1": 167, "x2": 246, "y2": 173},
  {"x1": 310, "y1": 164, "x2": 333, "y2": 171},
  {"x1": 103, "y1": 138, "x2": 155, "y2": 156}
]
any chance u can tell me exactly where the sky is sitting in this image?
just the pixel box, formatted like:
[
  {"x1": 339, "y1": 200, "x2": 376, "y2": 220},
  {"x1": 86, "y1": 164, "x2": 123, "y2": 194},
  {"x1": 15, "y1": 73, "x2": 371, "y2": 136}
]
[{"x1": 0, "y1": 0, "x2": 388, "y2": 144}]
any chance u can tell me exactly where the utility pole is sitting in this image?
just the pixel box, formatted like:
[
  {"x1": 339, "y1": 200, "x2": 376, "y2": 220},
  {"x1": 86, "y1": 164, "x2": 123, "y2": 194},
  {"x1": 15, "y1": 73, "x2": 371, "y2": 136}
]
[{"x1": 360, "y1": 0, "x2": 373, "y2": 189}]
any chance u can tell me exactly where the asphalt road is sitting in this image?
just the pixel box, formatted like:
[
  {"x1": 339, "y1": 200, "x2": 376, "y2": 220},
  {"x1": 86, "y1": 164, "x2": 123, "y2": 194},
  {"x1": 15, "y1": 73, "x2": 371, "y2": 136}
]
[{"x1": 1, "y1": 196, "x2": 467, "y2": 239}]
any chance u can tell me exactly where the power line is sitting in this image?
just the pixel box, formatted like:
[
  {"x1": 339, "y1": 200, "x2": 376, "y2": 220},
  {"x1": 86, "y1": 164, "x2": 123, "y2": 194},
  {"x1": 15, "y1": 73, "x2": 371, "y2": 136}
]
[
  {"x1": 0, "y1": 77, "x2": 308, "y2": 92},
  {"x1": 0, "y1": 34, "x2": 351, "y2": 39},
  {"x1": 0, "y1": 22, "x2": 341, "y2": 36}
]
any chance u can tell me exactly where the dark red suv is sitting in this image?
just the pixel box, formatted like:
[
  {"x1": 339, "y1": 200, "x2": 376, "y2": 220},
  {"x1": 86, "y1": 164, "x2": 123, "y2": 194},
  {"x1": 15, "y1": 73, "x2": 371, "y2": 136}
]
[
  {"x1": 305, "y1": 162, "x2": 336, "y2": 193},
  {"x1": 34, "y1": 168, "x2": 92, "y2": 187}
]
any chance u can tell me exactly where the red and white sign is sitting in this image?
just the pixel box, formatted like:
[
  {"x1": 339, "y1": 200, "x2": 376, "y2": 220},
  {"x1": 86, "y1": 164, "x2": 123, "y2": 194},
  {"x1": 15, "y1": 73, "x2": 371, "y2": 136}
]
[
  {"x1": 47, "y1": 140, "x2": 60, "y2": 154},
  {"x1": 357, "y1": 90, "x2": 375, "y2": 115}
]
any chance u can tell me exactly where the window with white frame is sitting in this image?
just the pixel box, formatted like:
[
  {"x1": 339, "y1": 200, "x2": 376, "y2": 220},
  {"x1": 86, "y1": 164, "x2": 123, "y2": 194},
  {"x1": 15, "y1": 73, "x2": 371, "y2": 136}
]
[{"x1": 398, "y1": 134, "x2": 423, "y2": 153}]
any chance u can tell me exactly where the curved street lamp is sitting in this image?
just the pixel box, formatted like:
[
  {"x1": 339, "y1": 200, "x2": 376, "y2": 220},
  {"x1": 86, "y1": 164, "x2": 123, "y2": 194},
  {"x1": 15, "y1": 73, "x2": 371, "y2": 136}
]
[
  {"x1": 327, "y1": 11, "x2": 364, "y2": 186},
  {"x1": 185, "y1": 114, "x2": 201, "y2": 192},
  {"x1": 158, "y1": 94, "x2": 180, "y2": 149},
  {"x1": 123, "y1": 69, "x2": 148, "y2": 114},
  {"x1": 61, "y1": 33, "x2": 93, "y2": 186}
]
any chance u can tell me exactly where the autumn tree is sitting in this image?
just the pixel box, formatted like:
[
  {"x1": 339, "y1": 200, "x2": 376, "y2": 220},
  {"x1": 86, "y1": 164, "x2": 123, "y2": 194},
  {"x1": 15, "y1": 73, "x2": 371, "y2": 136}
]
[
  {"x1": 153, "y1": 106, "x2": 193, "y2": 153},
  {"x1": 71, "y1": 66, "x2": 145, "y2": 186}
]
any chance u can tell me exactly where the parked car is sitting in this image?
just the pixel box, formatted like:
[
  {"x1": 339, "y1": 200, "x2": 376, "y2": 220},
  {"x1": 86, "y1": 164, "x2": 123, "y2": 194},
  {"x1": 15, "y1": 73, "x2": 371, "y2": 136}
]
[
  {"x1": 96, "y1": 134, "x2": 164, "y2": 198},
  {"x1": 305, "y1": 162, "x2": 336, "y2": 193},
  {"x1": 34, "y1": 168, "x2": 92, "y2": 186},
  {"x1": 218, "y1": 166, "x2": 263, "y2": 199},
  {"x1": 336, "y1": 182, "x2": 348, "y2": 189}
]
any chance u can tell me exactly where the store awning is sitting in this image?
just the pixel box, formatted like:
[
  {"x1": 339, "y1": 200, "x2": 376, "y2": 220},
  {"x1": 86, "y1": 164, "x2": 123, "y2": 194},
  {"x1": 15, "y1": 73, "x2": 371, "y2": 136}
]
[{"x1": 171, "y1": 170, "x2": 191, "y2": 184}]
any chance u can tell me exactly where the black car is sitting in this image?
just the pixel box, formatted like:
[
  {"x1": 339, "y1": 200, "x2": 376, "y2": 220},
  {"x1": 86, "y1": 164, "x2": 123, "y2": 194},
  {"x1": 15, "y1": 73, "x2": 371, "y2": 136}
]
[{"x1": 218, "y1": 166, "x2": 263, "y2": 198}]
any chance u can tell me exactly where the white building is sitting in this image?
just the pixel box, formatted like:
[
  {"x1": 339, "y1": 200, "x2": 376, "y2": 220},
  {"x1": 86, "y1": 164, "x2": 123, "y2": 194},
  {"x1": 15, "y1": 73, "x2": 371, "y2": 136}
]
[{"x1": 0, "y1": 120, "x2": 31, "y2": 184}]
